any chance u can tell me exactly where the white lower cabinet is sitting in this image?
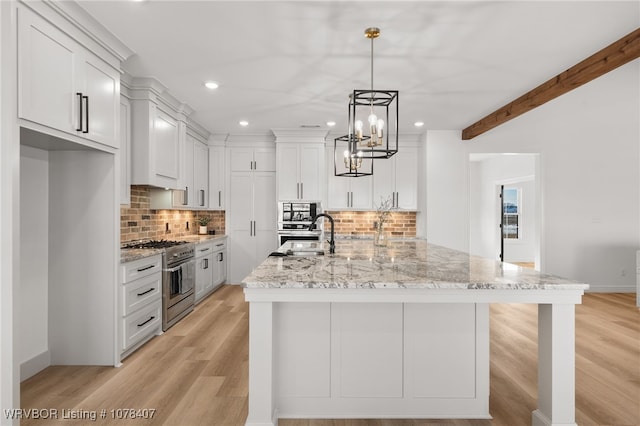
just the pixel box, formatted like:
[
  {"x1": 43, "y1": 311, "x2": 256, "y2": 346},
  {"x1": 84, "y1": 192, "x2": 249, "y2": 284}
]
[
  {"x1": 195, "y1": 241, "x2": 214, "y2": 303},
  {"x1": 212, "y1": 239, "x2": 227, "y2": 288},
  {"x1": 120, "y1": 254, "x2": 163, "y2": 359},
  {"x1": 195, "y1": 238, "x2": 227, "y2": 303}
]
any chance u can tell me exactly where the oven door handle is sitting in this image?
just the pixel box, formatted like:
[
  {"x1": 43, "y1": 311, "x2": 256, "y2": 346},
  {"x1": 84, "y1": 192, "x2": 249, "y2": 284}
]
[{"x1": 164, "y1": 263, "x2": 188, "y2": 273}]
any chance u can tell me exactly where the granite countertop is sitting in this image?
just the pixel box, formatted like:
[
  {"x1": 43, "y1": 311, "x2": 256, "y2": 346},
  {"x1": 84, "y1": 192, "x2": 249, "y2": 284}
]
[
  {"x1": 120, "y1": 234, "x2": 227, "y2": 263},
  {"x1": 242, "y1": 239, "x2": 589, "y2": 291}
]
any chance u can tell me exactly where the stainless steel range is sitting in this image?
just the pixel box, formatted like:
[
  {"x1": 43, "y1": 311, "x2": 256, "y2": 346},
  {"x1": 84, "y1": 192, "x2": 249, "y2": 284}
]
[{"x1": 122, "y1": 240, "x2": 195, "y2": 331}]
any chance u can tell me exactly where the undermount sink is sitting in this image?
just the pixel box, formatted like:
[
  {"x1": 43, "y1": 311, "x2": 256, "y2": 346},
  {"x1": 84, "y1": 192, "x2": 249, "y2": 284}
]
[{"x1": 285, "y1": 249, "x2": 325, "y2": 257}]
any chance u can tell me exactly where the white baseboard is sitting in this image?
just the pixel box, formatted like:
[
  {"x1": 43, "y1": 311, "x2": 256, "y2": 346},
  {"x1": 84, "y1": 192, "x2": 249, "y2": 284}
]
[
  {"x1": 585, "y1": 285, "x2": 636, "y2": 293},
  {"x1": 21, "y1": 349, "x2": 51, "y2": 381}
]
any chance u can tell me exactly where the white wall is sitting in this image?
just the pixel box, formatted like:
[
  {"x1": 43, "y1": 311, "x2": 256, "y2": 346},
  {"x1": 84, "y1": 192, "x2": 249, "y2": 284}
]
[
  {"x1": 427, "y1": 61, "x2": 640, "y2": 291},
  {"x1": 425, "y1": 130, "x2": 470, "y2": 252},
  {"x1": 1, "y1": 0, "x2": 20, "y2": 418},
  {"x1": 19, "y1": 146, "x2": 50, "y2": 379}
]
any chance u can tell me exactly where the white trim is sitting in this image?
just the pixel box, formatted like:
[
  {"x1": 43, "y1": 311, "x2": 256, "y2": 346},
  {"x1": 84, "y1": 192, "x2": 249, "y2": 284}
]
[
  {"x1": 586, "y1": 285, "x2": 636, "y2": 293},
  {"x1": 20, "y1": 350, "x2": 50, "y2": 381}
]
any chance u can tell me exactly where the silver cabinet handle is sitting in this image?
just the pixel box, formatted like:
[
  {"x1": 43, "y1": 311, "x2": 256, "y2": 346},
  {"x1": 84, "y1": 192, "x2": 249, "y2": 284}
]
[
  {"x1": 300, "y1": 182, "x2": 304, "y2": 199},
  {"x1": 83, "y1": 95, "x2": 89, "y2": 133},
  {"x1": 183, "y1": 187, "x2": 189, "y2": 205},
  {"x1": 76, "y1": 92, "x2": 83, "y2": 131},
  {"x1": 199, "y1": 247, "x2": 210, "y2": 253},
  {"x1": 396, "y1": 192, "x2": 399, "y2": 208},
  {"x1": 347, "y1": 191, "x2": 350, "y2": 207},
  {"x1": 218, "y1": 190, "x2": 222, "y2": 207},
  {"x1": 200, "y1": 189, "x2": 205, "y2": 207}
]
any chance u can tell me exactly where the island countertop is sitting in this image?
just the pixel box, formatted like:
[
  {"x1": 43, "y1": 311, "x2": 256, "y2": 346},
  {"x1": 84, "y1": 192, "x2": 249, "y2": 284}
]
[{"x1": 242, "y1": 239, "x2": 589, "y2": 291}]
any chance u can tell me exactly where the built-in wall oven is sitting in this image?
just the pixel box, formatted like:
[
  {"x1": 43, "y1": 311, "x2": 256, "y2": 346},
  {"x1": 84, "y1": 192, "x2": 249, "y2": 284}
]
[{"x1": 277, "y1": 201, "x2": 323, "y2": 246}]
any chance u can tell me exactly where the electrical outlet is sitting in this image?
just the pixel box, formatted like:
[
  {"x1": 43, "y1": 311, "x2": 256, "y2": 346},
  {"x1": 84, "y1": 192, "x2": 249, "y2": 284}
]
[
  {"x1": 186, "y1": 221, "x2": 189, "y2": 230},
  {"x1": 165, "y1": 222, "x2": 170, "y2": 233}
]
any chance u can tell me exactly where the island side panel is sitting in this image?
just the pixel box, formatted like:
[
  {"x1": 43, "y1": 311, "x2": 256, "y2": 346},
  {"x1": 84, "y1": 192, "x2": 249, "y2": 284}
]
[
  {"x1": 246, "y1": 301, "x2": 277, "y2": 426},
  {"x1": 274, "y1": 301, "x2": 490, "y2": 419}
]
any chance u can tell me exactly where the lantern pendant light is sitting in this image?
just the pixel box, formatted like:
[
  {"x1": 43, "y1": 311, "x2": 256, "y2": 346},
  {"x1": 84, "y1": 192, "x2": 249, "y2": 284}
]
[{"x1": 335, "y1": 27, "x2": 399, "y2": 177}]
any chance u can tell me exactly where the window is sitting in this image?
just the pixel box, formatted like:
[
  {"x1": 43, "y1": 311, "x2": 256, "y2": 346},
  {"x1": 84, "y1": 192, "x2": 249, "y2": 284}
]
[{"x1": 502, "y1": 188, "x2": 520, "y2": 239}]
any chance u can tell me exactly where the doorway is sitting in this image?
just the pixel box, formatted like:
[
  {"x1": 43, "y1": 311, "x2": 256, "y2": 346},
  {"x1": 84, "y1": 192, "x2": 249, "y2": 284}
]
[{"x1": 469, "y1": 153, "x2": 541, "y2": 270}]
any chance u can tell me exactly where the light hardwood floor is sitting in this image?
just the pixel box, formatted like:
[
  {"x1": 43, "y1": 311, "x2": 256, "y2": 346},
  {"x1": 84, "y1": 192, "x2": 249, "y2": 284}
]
[{"x1": 20, "y1": 286, "x2": 639, "y2": 426}]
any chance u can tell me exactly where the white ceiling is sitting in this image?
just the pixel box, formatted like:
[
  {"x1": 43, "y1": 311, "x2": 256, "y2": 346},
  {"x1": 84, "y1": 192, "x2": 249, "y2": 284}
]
[{"x1": 76, "y1": 1, "x2": 639, "y2": 138}]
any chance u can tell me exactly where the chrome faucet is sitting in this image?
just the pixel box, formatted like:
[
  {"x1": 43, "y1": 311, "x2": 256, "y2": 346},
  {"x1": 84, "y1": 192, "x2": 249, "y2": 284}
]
[{"x1": 310, "y1": 213, "x2": 335, "y2": 254}]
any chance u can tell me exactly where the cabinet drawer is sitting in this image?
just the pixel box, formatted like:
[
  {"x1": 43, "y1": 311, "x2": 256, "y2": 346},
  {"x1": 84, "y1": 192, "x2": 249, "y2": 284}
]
[
  {"x1": 195, "y1": 241, "x2": 215, "y2": 258},
  {"x1": 213, "y1": 240, "x2": 227, "y2": 251},
  {"x1": 122, "y1": 273, "x2": 161, "y2": 317},
  {"x1": 122, "y1": 254, "x2": 162, "y2": 283},
  {"x1": 122, "y1": 300, "x2": 161, "y2": 351}
]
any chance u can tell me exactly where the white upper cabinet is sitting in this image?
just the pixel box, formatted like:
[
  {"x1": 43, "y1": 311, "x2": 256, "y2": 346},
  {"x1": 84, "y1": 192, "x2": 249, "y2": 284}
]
[
  {"x1": 273, "y1": 129, "x2": 327, "y2": 202},
  {"x1": 276, "y1": 143, "x2": 325, "y2": 201},
  {"x1": 17, "y1": 6, "x2": 119, "y2": 149},
  {"x1": 373, "y1": 143, "x2": 419, "y2": 210},
  {"x1": 326, "y1": 145, "x2": 373, "y2": 210},
  {"x1": 229, "y1": 147, "x2": 276, "y2": 172},
  {"x1": 193, "y1": 139, "x2": 209, "y2": 208},
  {"x1": 120, "y1": 94, "x2": 131, "y2": 205},
  {"x1": 127, "y1": 77, "x2": 190, "y2": 190},
  {"x1": 208, "y1": 145, "x2": 225, "y2": 210}
]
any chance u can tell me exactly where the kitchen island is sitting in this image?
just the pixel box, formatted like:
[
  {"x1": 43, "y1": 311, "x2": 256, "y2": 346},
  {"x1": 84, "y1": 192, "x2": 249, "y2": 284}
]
[{"x1": 242, "y1": 240, "x2": 588, "y2": 426}]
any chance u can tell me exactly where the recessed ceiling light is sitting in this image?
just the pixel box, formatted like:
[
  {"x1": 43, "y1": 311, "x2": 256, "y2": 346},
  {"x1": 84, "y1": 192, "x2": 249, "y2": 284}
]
[
  {"x1": 414, "y1": 121, "x2": 425, "y2": 127},
  {"x1": 204, "y1": 81, "x2": 219, "y2": 90},
  {"x1": 239, "y1": 120, "x2": 249, "y2": 127},
  {"x1": 326, "y1": 121, "x2": 336, "y2": 127}
]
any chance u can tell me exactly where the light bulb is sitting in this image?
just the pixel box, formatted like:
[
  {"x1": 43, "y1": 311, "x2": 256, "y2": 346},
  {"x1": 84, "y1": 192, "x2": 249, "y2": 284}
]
[
  {"x1": 355, "y1": 120, "x2": 363, "y2": 140},
  {"x1": 368, "y1": 113, "x2": 378, "y2": 125},
  {"x1": 343, "y1": 150, "x2": 349, "y2": 158},
  {"x1": 357, "y1": 150, "x2": 363, "y2": 157},
  {"x1": 377, "y1": 119, "x2": 384, "y2": 138}
]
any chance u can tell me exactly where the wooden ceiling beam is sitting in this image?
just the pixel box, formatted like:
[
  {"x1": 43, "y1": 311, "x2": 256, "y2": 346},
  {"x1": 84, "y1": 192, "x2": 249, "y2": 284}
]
[{"x1": 462, "y1": 27, "x2": 640, "y2": 140}]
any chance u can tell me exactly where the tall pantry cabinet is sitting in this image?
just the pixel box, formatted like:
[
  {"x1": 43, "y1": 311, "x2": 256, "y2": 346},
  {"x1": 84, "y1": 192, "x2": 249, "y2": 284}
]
[{"x1": 227, "y1": 143, "x2": 277, "y2": 283}]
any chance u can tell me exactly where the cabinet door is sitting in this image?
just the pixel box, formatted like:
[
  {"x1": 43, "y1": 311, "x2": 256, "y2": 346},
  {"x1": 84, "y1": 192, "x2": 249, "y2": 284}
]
[
  {"x1": 120, "y1": 96, "x2": 131, "y2": 205},
  {"x1": 208, "y1": 146, "x2": 225, "y2": 210},
  {"x1": 372, "y1": 156, "x2": 395, "y2": 207},
  {"x1": 228, "y1": 230, "x2": 254, "y2": 284},
  {"x1": 254, "y1": 148, "x2": 276, "y2": 172},
  {"x1": 254, "y1": 172, "x2": 277, "y2": 233},
  {"x1": 394, "y1": 148, "x2": 418, "y2": 210},
  {"x1": 213, "y1": 249, "x2": 226, "y2": 286},
  {"x1": 229, "y1": 148, "x2": 255, "y2": 172},
  {"x1": 195, "y1": 251, "x2": 214, "y2": 303},
  {"x1": 193, "y1": 141, "x2": 209, "y2": 208},
  {"x1": 228, "y1": 172, "x2": 253, "y2": 232},
  {"x1": 173, "y1": 134, "x2": 194, "y2": 207},
  {"x1": 350, "y1": 175, "x2": 373, "y2": 209},
  {"x1": 80, "y1": 54, "x2": 119, "y2": 148},
  {"x1": 326, "y1": 146, "x2": 350, "y2": 209},
  {"x1": 18, "y1": 8, "x2": 76, "y2": 134},
  {"x1": 277, "y1": 145, "x2": 299, "y2": 200},
  {"x1": 253, "y1": 173, "x2": 277, "y2": 271},
  {"x1": 300, "y1": 144, "x2": 325, "y2": 201},
  {"x1": 154, "y1": 109, "x2": 180, "y2": 181}
]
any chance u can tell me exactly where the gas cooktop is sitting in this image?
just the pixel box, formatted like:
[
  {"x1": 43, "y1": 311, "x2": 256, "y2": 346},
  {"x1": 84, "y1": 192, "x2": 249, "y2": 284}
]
[{"x1": 122, "y1": 239, "x2": 190, "y2": 249}]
